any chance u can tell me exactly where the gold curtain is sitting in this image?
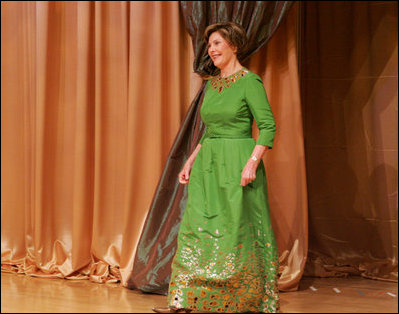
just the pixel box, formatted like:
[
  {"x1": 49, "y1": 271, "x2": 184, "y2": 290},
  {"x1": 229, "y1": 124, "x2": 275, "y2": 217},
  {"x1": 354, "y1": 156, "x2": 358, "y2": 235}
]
[
  {"x1": 248, "y1": 3, "x2": 307, "y2": 291},
  {"x1": 1, "y1": 1, "x2": 305, "y2": 289},
  {"x1": 1, "y1": 0, "x2": 197, "y2": 284}
]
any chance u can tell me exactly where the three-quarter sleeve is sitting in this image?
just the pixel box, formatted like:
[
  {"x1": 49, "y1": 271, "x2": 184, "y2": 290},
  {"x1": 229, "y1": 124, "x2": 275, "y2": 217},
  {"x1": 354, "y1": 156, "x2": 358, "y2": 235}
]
[{"x1": 245, "y1": 75, "x2": 276, "y2": 149}]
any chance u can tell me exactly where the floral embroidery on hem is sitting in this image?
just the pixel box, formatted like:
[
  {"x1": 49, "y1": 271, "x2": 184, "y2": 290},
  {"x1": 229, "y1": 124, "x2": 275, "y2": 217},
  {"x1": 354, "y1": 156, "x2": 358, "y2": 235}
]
[{"x1": 167, "y1": 238, "x2": 280, "y2": 313}]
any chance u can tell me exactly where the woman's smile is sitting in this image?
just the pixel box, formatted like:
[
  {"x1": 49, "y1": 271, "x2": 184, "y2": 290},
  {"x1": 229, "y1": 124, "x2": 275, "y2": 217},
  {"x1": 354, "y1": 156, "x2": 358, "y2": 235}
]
[{"x1": 211, "y1": 53, "x2": 222, "y2": 62}]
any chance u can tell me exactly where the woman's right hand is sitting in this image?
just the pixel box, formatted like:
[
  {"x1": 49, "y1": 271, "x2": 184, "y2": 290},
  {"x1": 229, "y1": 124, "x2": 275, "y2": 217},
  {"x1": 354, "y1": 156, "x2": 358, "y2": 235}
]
[{"x1": 178, "y1": 162, "x2": 193, "y2": 184}]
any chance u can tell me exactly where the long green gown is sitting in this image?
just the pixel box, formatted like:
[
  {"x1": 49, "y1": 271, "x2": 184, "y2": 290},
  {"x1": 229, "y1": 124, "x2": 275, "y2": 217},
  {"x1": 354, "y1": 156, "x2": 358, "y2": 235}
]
[{"x1": 167, "y1": 67, "x2": 280, "y2": 313}]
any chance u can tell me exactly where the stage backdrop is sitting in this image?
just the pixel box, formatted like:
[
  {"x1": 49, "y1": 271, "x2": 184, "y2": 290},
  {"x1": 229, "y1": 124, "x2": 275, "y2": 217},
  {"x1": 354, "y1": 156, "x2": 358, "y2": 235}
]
[
  {"x1": 1, "y1": 1, "x2": 199, "y2": 284},
  {"x1": 1, "y1": 1, "x2": 307, "y2": 289},
  {"x1": 300, "y1": 1, "x2": 398, "y2": 282},
  {"x1": 1, "y1": 0, "x2": 397, "y2": 288}
]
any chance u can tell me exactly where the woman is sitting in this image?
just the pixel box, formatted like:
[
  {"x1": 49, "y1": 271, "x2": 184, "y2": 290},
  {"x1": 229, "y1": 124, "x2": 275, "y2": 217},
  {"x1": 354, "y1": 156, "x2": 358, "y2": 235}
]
[{"x1": 153, "y1": 22, "x2": 280, "y2": 313}]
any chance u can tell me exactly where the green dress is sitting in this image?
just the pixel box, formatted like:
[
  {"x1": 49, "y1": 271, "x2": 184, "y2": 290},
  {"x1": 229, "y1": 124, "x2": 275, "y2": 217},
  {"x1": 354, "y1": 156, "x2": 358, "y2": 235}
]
[{"x1": 167, "y1": 67, "x2": 280, "y2": 313}]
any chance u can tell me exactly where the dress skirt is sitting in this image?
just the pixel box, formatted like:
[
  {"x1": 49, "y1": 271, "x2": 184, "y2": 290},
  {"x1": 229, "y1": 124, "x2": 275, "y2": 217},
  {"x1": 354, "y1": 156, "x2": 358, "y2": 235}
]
[{"x1": 167, "y1": 136, "x2": 280, "y2": 313}]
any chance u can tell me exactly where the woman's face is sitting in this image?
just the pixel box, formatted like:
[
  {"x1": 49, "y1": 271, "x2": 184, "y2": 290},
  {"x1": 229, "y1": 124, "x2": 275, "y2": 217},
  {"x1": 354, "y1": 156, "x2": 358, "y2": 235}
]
[{"x1": 207, "y1": 31, "x2": 237, "y2": 69}]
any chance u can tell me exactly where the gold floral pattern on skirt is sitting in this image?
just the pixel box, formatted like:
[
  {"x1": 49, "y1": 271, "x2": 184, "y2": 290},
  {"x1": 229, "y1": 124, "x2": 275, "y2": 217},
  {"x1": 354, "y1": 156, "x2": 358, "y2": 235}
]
[
  {"x1": 167, "y1": 235, "x2": 280, "y2": 313},
  {"x1": 210, "y1": 68, "x2": 249, "y2": 93}
]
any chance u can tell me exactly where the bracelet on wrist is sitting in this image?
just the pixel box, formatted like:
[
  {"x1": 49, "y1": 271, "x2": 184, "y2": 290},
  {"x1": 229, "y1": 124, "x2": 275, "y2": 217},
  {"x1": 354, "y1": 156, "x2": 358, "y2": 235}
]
[{"x1": 250, "y1": 155, "x2": 258, "y2": 162}]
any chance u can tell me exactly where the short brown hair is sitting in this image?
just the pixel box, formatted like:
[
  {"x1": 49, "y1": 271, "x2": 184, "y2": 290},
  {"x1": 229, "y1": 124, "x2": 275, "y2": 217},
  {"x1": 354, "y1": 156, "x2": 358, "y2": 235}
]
[{"x1": 201, "y1": 22, "x2": 248, "y2": 79}]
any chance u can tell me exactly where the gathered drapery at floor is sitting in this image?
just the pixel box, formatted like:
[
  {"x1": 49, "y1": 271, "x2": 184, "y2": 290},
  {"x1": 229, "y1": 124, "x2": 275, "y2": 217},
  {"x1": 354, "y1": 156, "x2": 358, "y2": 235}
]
[
  {"x1": 300, "y1": 1, "x2": 397, "y2": 282},
  {"x1": 2, "y1": 1, "x2": 396, "y2": 291},
  {"x1": 1, "y1": 0, "x2": 198, "y2": 284}
]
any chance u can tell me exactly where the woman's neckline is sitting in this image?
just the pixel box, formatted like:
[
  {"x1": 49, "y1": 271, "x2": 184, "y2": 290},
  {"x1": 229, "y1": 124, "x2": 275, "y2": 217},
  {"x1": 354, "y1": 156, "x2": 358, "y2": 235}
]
[{"x1": 219, "y1": 66, "x2": 246, "y2": 79}]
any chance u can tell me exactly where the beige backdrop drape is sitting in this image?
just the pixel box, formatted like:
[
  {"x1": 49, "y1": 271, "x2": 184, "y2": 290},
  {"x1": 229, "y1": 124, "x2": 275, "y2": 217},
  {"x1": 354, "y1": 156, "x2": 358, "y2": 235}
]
[
  {"x1": 246, "y1": 3, "x2": 307, "y2": 291},
  {"x1": 2, "y1": 0, "x2": 305, "y2": 289},
  {"x1": 1, "y1": 0, "x2": 197, "y2": 284},
  {"x1": 300, "y1": 1, "x2": 397, "y2": 282}
]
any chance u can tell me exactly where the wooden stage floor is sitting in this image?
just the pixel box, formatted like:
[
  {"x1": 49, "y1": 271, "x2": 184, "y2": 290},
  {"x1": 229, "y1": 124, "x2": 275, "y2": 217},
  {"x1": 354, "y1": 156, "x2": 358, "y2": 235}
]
[{"x1": 1, "y1": 272, "x2": 397, "y2": 313}]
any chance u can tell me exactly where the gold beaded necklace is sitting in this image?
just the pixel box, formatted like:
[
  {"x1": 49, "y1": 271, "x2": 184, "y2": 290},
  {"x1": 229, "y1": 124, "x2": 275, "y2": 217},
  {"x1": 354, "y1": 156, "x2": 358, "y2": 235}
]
[{"x1": 210, "y1": 67, "x2": 249, "y2": 93}]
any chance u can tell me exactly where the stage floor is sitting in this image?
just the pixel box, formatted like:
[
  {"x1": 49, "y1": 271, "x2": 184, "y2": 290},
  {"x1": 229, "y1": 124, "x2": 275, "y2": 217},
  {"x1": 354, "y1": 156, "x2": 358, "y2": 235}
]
[{"x1": 1, "y1": 272, "x2": 397, "y2": 313}]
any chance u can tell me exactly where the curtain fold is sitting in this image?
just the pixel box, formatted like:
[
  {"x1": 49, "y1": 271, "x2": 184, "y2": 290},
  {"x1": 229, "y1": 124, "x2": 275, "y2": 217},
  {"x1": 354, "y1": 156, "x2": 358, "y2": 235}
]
[
  {"x1": 300, "y1": 1, "x2": 398, "y2": 282},
  {"x1": 127, "y1": 1, "x2": 297, "y2": 295},
  {"x1": 1, "y1": 0, "x2": 196, "y2": 285},
  {"x1": 2, "y1": 0, "x2": 396, "y2": 293},
  {"x1": 246, "y1": 2, "x2": 307, "y2": 291}
]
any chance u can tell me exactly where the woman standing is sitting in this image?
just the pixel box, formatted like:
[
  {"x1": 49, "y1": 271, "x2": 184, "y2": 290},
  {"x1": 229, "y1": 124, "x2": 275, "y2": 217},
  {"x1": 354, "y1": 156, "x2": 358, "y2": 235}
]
[{"x1": 153, "y1": 22, "x2": 279, "y2": 313}]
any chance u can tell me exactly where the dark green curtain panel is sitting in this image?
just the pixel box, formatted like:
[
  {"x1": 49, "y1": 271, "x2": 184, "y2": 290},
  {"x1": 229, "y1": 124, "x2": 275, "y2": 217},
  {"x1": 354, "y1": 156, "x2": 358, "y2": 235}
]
[{"x1": 126, "y1": 1, "x2": 294, "y2": 295}]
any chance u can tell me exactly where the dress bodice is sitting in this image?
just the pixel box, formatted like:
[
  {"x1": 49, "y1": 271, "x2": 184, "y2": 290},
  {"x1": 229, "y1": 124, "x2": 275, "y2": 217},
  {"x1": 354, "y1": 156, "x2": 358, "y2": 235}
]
[{"x1": 199, "y1": 67, "x2": 276, "y2": 149}]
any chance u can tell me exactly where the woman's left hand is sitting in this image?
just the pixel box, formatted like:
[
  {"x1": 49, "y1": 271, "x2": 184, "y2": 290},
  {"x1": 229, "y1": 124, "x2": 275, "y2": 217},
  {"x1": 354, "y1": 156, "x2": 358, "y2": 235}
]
[{"x1": 240, "y1": 159, "x2": 259, "y2": 186}]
